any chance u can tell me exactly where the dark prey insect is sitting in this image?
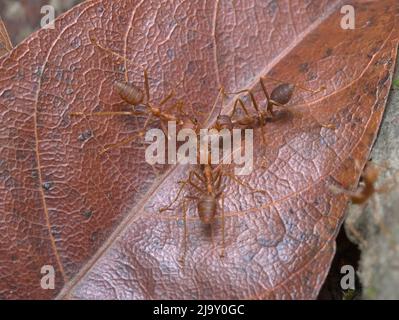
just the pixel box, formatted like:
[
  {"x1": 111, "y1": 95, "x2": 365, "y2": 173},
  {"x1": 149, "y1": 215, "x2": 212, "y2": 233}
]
[{"x1": 214, "y1": 76, "x2": 332, "y2": 138}]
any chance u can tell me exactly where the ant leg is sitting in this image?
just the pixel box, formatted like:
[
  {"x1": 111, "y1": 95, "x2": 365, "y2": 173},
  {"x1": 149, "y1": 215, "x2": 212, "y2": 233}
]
[
  {"x1": 140, "y1": 114, "x2": 154, "y2": 137},
  {"x1": 230, "y1": 94, "x2": 267, "y2": 146},
  {"x1": 163, "y1": 100, "x2": 193, "y2": 125},
  {"x1": 260, "y1": 125, "x2": 267, "y2": 148},
  {"x1": 231, "y1": 89, "x2": 261, "y2": 116},
  {"x1": 213, "y1": 167, "x2": 222, "y2": 189},
  {"x1": 90, "y1": 36, "x2": 129, "y2": 63},
  {"x1": 230, "y1": 81, "x2": 271, "y2": 164},
  {"x1": 190, "y1": 86, "x2": 219, "y2": 119},
  {"x1": 257, "y1": 127, "x2": 270, "y2": 170},
  {"x1": 213, "y1": 167, "x2": 227, "y2": 197},
  {"x1": 231, "y1": 98, "x2": 251, "y2": 119},
  {"x1": 224, "y1": 171, "x2": 267, "y2": 195},
  {"x1": 159, "y1": 177, "x2": 190, "y2": 212},
  {"x1": 159, "y1": 92, "x2": 175, "y2": 108},
  {"x1": 204, "y1": 87, "x2": 225, "y2": 127},
  {"x1": 184, "y1": 173, "x2": 207, "y2": 205},
  {"x1": 231, "y1": 90, "x2": 270, "y2": 147},
  {"x1": 172, "y1": 101, "x2": 201, "y2": 128},
  {"x1": 160, "y1": 120, "x2": 171, "y2": 141},
  {"x1": 228, "y1": 89, "x2": 270, "y2": 148},
  {"x1": 191, "y1": 171, "x2": 207, "y2": 185},
  {"x1": 90, "y1": 36, "x2": 164, "y2": 87},
  {"x1": 99, "y1": 134, "x2": 141, "y2": 155},
  {"x1": 237, "y1": 91, "x2": 269, "y2": 147},
  {"x1": 90, "y1": 36, "x2": 148, "y2": 76},
  {"x1": 176, "y1": 101, "x2": 191, "y2": 118},
  {"x1": 91, "y1": 115, "x2": 161, "y2": 154},
  {"x1": 231, "y1": 98, "x2": 266, "y2": 145},
  {"x1": 143, "y1": 69, "x2": 151, "y2": 104},
  {"x1": 98, "y1": 115, "x2": 156, "y2": 155},
  {"x1": 179, "y1": 199, "x2": 188, "y2": 266},
  {"x1": 220, "y1": 193, "x2": 225, "y2": 258},
  {"x1": 259, "y1": 77, "x2": 279, "y2": 117},
  {"x1": 259, "y1": 77, "x2": 271, "y2": 101},
  {"x1": 70, "y1": 111, "x2": 143, "y2": 117},
  {"x1": 217, "y1": 87, "x2": 226, "y2": 117},
  {"x1": 159, "y1": 171, "x2": 202, "y2": 212}
]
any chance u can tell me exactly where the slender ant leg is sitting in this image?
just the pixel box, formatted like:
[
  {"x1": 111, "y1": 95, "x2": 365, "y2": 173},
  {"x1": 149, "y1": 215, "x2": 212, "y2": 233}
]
[
  {"x1": 179, "y1": 199, "x2": 188, "y2": 265},
  {"x1": 231, "y1": 98, "x2": 252, "y2": 119},
  {"x1": 159, "y1": 170, "x2": 203, "y2": 212},
  {"x1": 223, "y1": 170, "x2": 267, "y2": 195},
  {"x1": 99, "y1": 134, "x2": 141, "y2": 155},
  {"x1": 220, "y1": 193, "x2": 225, "y2": 258}
]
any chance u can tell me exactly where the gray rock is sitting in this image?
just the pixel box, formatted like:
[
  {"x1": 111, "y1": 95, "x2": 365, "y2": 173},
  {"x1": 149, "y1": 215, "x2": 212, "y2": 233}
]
[{"x1": 345, "y1": 53, "x2": 399, "y2": 300}]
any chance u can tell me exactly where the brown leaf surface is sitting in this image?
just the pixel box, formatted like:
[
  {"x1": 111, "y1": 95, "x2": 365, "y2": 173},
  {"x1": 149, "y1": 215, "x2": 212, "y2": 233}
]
[
  {"x1": 0, "y1": 0, "x2": 83, "y2": 45},
  {"x1": 0, "y1": 0, "x2": 398, "y2": 300},
  {"x1": 0, "y1": 17, "x2": 12, "y2": 57}
]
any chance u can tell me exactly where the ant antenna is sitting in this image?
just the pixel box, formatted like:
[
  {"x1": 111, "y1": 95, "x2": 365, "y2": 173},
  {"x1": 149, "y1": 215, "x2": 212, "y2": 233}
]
[{"x1": 89, "y1": 34, "x2": 154, "y2": 79}]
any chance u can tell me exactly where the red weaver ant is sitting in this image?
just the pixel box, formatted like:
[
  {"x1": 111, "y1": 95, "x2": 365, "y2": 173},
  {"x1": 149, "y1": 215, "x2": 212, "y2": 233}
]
[{"x1": 70, "y1": 36, "x2": 194, "y2": 154}]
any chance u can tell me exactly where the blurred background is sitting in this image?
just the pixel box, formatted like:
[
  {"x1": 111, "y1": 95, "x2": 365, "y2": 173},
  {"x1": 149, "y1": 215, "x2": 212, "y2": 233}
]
[{"x1": 0, "y1": 0, "x2": 82, "y2": 45}]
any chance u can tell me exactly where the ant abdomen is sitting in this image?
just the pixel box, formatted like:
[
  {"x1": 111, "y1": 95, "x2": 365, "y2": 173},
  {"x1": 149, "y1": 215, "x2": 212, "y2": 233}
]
[
  {"x1": 270, "y1": 83, "x2": 295, "y2": 105},
  {"x1": 114, "y1": 80, "x2": 144, "y2": 105},
  {"x1": 197, "y1": 195, "x2": 217, "y2": 224}
]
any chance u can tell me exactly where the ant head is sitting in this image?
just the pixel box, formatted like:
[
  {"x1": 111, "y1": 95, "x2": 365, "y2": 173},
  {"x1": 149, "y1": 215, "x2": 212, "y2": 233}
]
[
  {"x1": 270, "y1": 83, "x2": 295, "y2": 106},
  {"x1": 215, "y1": 114, "x2": 233, "y2": 131}
]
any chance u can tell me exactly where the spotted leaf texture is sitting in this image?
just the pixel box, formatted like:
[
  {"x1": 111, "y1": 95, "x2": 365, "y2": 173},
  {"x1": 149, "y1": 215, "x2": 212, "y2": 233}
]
[{"x1": 0, "y1": 0, "x2": 398, "y2": 299}]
